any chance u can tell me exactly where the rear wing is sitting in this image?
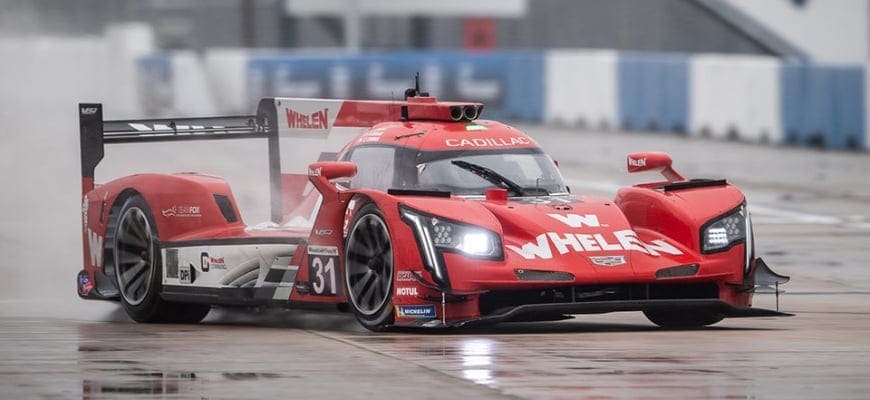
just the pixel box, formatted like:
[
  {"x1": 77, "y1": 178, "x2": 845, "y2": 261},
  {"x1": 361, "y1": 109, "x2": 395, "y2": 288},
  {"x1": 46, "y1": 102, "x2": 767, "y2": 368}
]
[
  {"x1": 79, "y1": 95, "x2": 483, "y2": 223},
  {"x1": 78, "y1": 103, "x2": 285, "y2": 221}
]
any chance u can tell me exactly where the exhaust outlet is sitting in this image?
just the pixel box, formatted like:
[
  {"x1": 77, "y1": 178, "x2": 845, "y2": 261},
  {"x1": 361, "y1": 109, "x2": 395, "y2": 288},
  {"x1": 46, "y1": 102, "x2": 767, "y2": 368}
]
[
  {"x1": 449, "y1": 106, "x2": 464, "y2": 121},
  {"x1": 462, "y1": 105, "x2": 478, "y2": 120}
]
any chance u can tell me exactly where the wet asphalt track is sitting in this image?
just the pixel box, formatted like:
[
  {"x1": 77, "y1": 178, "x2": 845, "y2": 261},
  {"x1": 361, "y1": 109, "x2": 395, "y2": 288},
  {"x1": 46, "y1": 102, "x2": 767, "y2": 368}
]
[{"x1": 1, "y1": 127, "x2": 869, "y2": 399}]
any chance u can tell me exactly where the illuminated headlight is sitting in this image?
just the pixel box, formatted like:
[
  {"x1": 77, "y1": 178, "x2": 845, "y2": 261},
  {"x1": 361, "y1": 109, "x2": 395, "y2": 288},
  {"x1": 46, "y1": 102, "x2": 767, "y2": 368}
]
[
  {"x1": 701, "y1": 205, "x2": 747, "y2": 253},
  {"x1": 400, "y1": 206, "x2": 503, "y2": 259}
]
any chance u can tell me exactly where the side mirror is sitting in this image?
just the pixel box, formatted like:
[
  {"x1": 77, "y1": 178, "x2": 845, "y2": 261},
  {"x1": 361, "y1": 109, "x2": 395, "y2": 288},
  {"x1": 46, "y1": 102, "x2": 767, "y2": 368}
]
[
  {"x1": 626, "y1": 152, "x2": 685, "y2": 182},
  {"x1": 308, "y1": 161, "x2": 357, "y2": 180}
]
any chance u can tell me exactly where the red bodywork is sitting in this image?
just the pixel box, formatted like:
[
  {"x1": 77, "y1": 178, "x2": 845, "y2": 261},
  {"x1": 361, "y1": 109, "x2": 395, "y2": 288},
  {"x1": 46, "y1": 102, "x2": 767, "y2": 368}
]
[{"x1": 77, "y1": 95, "x2": 784, "y2": 328}]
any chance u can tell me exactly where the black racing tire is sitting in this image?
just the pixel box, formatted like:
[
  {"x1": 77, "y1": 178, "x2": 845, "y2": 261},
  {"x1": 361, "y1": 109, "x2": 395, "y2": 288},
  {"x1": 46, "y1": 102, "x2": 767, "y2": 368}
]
[
  {"x1": 344, "y1": 202, "x2": 395, "y2": 331},
  {"x1": 113, "y1": 195, "x2": 210, "y2": 324},
  {"x1": 643, "y1": 309, "x2": 724, "y2": 329}
]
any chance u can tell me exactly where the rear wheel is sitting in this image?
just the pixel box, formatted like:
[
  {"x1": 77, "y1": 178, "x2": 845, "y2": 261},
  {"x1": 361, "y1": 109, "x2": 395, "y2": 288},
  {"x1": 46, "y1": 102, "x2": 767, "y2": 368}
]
[
  {"x1": 344, "y1": 203, "x2": 394, "y2": 331},
  {"x1": 643, "y1": 309, "x2": 724, "y2": 329},
  {"x1": 113, "y1": 195, "x2": 210, "y2": 323}
]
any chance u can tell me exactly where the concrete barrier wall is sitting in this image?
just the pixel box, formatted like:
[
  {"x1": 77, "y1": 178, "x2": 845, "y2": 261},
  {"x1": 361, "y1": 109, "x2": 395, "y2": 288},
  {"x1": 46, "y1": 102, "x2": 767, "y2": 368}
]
[
  {"x1": 690, "y1": 55, "x2": 781, "y2": 143},
  {"x1": 544, "y1": 50, "x2": 617, "y2": 129},
  {"x1": 780, "y1": 63, "x2": 865, "y2": 149},
  {"x1": 137, "y1": 49, "x2": 869, "y2": 151},
  {"x1": 617, "y1": 53, "x2": 690, "y2": 134}
]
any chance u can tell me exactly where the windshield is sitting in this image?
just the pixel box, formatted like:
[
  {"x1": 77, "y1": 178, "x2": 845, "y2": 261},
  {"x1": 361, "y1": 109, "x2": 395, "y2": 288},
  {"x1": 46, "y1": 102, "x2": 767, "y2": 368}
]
[
  {"x1": 409, "y1": 148, "x2": 568, "y2": 196},
  {"x1": 345, "y1": 146, "x2": 569, "y2": 196}
]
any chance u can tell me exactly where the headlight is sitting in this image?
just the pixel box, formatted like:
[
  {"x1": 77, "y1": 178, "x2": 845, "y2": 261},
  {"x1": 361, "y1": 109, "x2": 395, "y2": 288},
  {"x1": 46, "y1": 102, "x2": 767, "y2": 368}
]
[
  {"x1": 400, "y1": 205, "x2": 502, "y2": 288},
  {"x1": 401, "y1": 205, "x2": 503, "y2": 259},
  {"x1": 431, "y1": 221, "x2": 500, "y2": 258},
  {"x1": 701, "y1": 204, "x2": 747, "y2": 253}
]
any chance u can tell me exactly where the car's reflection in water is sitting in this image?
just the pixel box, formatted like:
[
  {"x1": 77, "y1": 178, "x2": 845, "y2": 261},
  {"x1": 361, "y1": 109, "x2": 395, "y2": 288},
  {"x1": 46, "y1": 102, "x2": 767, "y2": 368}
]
[
  {"x1": 68, "y1": 306, "x2": 791, "y2": 399},
  {"x1": 460, "y1": 339, "x2": 496, "y2": 386}
]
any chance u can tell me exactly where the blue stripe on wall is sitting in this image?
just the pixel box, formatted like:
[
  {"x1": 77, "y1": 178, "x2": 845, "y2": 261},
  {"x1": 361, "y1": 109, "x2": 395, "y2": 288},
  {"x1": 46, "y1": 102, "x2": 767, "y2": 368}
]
[
  {"x1": 246, "y1": 51, "x2": 543, "y2": 122},
  {"x1": 780, "y1": 63, "x2": 865, "y2": 149},
  {"x1": 618, "y1": 52, "x2": 690, "y2": 133}
]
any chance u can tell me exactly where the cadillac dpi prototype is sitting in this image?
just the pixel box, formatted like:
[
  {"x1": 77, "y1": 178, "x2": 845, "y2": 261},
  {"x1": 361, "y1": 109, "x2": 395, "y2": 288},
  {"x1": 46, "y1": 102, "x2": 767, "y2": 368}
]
[{"x1": 77, "y1": 85, "x2": 790, "y2": 330}]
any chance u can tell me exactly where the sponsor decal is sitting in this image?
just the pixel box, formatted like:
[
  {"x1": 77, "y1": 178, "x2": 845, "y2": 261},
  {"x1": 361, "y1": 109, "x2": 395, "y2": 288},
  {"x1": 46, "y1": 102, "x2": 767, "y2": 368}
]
[
  {"x1": 308, "y1": 245, "x2": 339, "y2": 295},
  {"x1": 445, "y1": 137, "x2": 531, "y2": 147},
  {"x1": 314, "y1": 229, "x2": 333, "y2": 236},
  {"x1": 308, "y1": 167, "x2": 322, "y2": 176},
  {"x1": 511, "y1": 196, "x2": 577, "y2": 205},
  {"x1": 209, "y1": 255, "x2": 226, "y2": 269},
  {"x1": 162, "y1": 205, "x2": 201, "y2": 218},
  {"x1": 395, "y1": 287, "x2": 419, "y2": 296},
  {"x1": 179, "y1": 264, "x2": 192, "y2": 284},
  {"x1": 507, "y1": 231, "x2": 682, "y2": 260},
  {"x1": 547, "y1": 213, "x2": 603, "y2": 228},
  {"x1": 362, "y1": 130, "x2": 384, "y2": 142},
  {"x1": 589, "y1": 255, "x2": 627, "y2": 267},
  {"x1": 307, "y1": 245, "x2": 339, "y2": 256},
  {"x1": 628, "y1": 157, "x2": 647, "y2": 168},
  {"x1": 396, "y1": 305, "x2": 436, "y2": 319},
  {"x1": 86, "y1": 228, "x2": 104, "y2": 267},
  {"x1": 78, "y1": 272, "x2": 94, "y2": 296},
  {"x1": 465, "y1": 123, "x2": 487, "y2": 131},
  {"x1": 506, "y1": 213, "x2": 682, "y2": 260},
  {"x1": 165, "y1": 249, "x2": 179, "y2": 278},
  {"x1": 396, "y1": 271, "x2": 418, "y2": 282},
  {"x1": 285, "y1": 107, "x2": 329, "y2": 130},
  {"x1": 80, "y1": 107, "x2": 98, "y2": 115},
  {"x1": 126, "y1": 123, "x2": 223, "y2": 132},
  {"x1": 343, "y1": 199, "x2": 358, "y2": 238},
  {"x1": 81, "y1": 197, "x2": 89, "y2": 231},
  {"x1": 200, "y1": 252, "x2": 210, "y2": 272}
]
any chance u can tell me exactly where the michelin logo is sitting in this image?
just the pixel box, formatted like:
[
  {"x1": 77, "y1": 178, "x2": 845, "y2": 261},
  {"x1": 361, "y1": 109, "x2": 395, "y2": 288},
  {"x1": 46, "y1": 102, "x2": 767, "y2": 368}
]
[{"x1": 396, "y1": 305, "x2": 436, "y2": 319}]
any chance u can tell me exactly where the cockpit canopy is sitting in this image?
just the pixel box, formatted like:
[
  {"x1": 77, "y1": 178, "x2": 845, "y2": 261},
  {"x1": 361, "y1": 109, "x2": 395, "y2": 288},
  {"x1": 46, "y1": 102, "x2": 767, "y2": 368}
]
[{"x1": 342, "y1": 145, "x2": 568, "y2": 196}]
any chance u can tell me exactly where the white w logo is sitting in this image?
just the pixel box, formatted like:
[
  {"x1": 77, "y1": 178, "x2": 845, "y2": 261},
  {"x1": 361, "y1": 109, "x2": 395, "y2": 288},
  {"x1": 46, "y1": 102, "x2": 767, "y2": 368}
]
[
  {"x1": 87, "y1": 228, "x2": 104, "y2": 267},
  {"x1": 547, "y1": 213, "x2": 601, "y2": 228}
]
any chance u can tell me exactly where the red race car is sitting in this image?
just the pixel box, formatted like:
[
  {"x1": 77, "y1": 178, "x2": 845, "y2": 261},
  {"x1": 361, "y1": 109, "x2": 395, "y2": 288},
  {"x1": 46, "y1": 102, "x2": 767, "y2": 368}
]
[{"x1": 77, "y1": 83, "x2": 790, "y2": 330}]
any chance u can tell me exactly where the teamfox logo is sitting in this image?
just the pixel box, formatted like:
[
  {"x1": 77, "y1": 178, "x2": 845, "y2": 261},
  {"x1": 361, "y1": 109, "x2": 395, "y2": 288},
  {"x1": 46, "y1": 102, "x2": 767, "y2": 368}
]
[{"x1": 285, "y1": 107, "x2": 329, "y2": 129}]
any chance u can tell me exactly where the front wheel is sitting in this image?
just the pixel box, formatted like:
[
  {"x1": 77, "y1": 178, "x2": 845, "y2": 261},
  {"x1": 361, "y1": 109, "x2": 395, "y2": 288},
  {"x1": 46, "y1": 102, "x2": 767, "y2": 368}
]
[
  {"x1": 113, "y1": 195, "x2": 210, "y2": 323},
  {"x1": 643, "y1": 309, "x2": 724, "y2": 329},
  {"x1": 344, "y1": 202, "x2": 395, "y2": 331}
]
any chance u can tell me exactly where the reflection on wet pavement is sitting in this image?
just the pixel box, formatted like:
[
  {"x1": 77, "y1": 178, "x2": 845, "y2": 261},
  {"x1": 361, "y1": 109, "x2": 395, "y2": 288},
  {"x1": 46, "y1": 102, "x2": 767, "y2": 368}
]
[
  {"x1": 0, "y1": 296, "x2": 869, "y2": 399},
  {"x1": 460, "y1": 339, "x2": 495, "y2": 386},
  {"x1": 0, "y1": 316, "x2": 507, "y2": 400},
  {"x1": 321, "y1": 303, "x2": 870, "y2": 399}
]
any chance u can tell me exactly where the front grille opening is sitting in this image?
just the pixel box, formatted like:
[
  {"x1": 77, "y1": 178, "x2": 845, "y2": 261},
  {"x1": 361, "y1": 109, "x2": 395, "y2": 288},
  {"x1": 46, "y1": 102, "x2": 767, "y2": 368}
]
[
  {"x1": 479, "y1": 283, "x2": 719, "y2": 315},
  {"x1": 514, "y1": 269, "x2": 574, "y2": 282}
]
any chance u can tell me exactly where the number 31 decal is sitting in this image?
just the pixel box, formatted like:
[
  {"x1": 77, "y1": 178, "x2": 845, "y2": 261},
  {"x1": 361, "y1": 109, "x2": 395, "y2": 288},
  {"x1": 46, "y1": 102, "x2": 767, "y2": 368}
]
[{"x1": 307, "y1": 245, "x2": 339, "y2": 295}]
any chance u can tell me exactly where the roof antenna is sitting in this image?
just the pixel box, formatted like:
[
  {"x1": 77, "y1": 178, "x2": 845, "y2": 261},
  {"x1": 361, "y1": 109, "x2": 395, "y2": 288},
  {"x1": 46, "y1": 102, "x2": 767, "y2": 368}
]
[{"x1": 404, "y1": 72, "x2": 428, "y2": 99}]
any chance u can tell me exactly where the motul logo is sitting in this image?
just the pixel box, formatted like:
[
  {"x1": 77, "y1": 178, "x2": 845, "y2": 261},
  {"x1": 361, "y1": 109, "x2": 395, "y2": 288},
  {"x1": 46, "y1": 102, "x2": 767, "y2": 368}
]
[{"x1": 286, "y1": 108, "x2": 329, "y2": 129}]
